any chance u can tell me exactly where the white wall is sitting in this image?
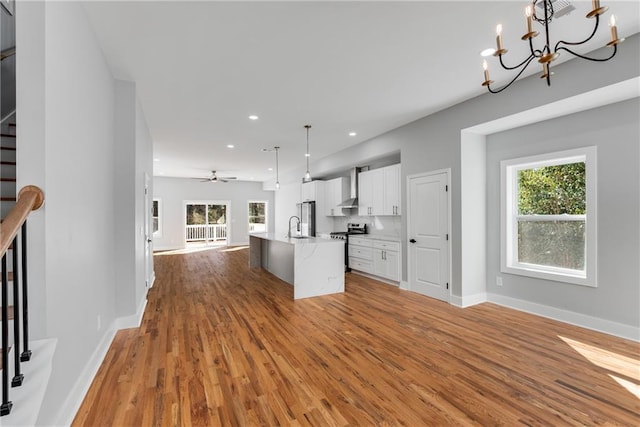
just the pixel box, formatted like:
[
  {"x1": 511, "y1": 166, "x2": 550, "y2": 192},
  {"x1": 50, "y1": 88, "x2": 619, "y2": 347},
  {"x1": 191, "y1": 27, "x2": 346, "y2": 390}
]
[
  {"x1": 17, "y1": 1, "x2": 153, "y2": 423},
  {"x1": 114, "y1": 80, "x2": 154, "y2": 318},
  {"x1": 153, "y1": 177, "x2": 275, "y2": 249}
]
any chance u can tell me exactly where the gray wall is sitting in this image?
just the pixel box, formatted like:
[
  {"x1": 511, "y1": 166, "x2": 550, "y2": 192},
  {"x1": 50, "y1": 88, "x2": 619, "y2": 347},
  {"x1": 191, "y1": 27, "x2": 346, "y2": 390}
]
[
  {"x1": 153, "y1": 177, "x2": 275, "y2": 249},
  {"x1": 486, "y1": 98, "x2": 639, "y2": 327},
  {"x1": 273, "y1": 34, "x2": 639, "y2": 329}
]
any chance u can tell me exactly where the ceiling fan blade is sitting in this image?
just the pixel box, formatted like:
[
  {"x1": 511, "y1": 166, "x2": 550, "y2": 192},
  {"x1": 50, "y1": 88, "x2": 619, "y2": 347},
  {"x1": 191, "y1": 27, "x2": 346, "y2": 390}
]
[{"x1": 219, "y1": 176, "x2": 237, "y2": 180}]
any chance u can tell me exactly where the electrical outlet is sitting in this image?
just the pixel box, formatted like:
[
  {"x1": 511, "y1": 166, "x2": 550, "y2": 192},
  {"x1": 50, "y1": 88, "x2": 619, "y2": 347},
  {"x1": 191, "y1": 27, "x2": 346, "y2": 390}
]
[{"x1": 496, "y1": 276, "x2": 503, "y2": 287}]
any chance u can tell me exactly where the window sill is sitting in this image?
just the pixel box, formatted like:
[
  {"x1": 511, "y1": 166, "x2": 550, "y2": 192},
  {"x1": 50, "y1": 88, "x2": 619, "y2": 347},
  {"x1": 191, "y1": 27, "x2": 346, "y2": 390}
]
[{"x1": 501, "y1": 264, "x2": 596, "y2": 288}]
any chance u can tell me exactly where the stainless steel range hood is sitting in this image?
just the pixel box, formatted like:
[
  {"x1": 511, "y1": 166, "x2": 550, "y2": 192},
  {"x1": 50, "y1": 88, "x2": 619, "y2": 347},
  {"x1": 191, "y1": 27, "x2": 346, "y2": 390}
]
[{"x1": 338, "y1": 167, "x2": 363, "y2": 208}]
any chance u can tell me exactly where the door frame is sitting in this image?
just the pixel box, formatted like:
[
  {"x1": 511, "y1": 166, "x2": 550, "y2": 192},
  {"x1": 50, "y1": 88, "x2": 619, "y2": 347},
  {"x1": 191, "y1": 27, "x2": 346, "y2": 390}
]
[
  {"x1": 144, "y1": 173, "x2": 153, "y2": 288},
  {"x1": 183, "y1": 200, "x2": 232, "y2": 246},
  {"x1": 406, "y1": 168, "x2": 452, "y2": 302}
]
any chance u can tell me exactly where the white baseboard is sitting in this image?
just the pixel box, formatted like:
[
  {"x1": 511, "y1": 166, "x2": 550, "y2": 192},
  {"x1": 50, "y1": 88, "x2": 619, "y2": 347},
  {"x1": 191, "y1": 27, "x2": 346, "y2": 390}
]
[
  {"x1": 114, "y1": 296, "x2": 148, "y2": 330},
  {"x1": 488, "y1": 293, "x2": 640, "y2": 342},
  {"x1": 450, "y1": 292, "x2": 487, "y2": 308},
  {"x1": 399, "y1": 280, "x2": 409, "y2": 290},
  {"x1": 53, "y1": 326, "x2": 117, "y2": 426}
]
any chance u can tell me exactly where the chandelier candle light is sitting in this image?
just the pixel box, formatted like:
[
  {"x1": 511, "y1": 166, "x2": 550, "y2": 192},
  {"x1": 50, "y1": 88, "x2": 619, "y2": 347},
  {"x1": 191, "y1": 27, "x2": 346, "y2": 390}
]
[{"x1": 481, "y1": 0, "x2": 624, "y2": 93}]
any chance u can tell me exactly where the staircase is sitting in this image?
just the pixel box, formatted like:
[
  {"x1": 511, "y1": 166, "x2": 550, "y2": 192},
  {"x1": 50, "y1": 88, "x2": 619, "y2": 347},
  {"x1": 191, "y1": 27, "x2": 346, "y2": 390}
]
[{"x1": 0, "y1": 122, "x2": 16, "y2": 213}]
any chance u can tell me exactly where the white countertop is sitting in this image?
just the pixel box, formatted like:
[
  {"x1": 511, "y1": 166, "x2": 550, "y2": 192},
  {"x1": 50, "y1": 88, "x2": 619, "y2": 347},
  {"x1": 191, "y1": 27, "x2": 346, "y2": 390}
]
[
  {"x1": 350, "y1": 234, "x2": 401, "y2": 243},
  {"x1": 250, "y1": 233, "x2": 343, "y2": 245}
]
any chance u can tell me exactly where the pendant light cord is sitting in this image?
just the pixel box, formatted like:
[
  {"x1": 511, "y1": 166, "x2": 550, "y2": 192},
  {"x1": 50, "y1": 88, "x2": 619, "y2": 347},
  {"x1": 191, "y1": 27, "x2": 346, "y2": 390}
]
[{"x1": 304, "y1": 125, "x2": 311, "y2": 180}]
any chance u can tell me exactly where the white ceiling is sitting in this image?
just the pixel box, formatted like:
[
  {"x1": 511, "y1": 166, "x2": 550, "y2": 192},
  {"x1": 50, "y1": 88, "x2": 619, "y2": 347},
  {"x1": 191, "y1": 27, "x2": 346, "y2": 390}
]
[{"x1": 82, "y1": 1, "x2": 640, "y2": 183}]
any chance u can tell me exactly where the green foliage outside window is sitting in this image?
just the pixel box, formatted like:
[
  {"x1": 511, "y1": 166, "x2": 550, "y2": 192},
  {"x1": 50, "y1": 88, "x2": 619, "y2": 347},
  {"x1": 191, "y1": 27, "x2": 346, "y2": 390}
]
[
  {"x1": 187, "y1": 204, "x2": 226, "y2": 225},
  {"x1": 518, "y1": 162, "x2": 586, "y2": 215},
  {"x1": 517, "y1": 162, "x2": 586, "y2": 271}
]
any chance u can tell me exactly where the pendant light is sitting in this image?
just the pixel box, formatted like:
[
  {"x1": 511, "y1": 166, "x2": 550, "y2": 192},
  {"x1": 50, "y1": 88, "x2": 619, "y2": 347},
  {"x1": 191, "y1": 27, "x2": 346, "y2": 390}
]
[
  {"x1": 274, "y1": 146, "x2": 280, "y2": 189},
  {"x1": 303, "y1": 125, "x2": 312, "y2": 183}
]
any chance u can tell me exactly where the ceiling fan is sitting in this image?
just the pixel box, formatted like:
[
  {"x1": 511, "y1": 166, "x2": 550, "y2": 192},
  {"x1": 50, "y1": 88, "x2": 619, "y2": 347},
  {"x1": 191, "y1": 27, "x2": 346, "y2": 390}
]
[{"x1": 198, "y1": 170, "x2": 237, "y2": 183}]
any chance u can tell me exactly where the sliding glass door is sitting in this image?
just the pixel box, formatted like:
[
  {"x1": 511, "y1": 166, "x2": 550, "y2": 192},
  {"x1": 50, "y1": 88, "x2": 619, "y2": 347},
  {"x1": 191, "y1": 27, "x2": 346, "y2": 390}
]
[{"x1": 185, "y1": 201, "x2": 229, "y2": 245}]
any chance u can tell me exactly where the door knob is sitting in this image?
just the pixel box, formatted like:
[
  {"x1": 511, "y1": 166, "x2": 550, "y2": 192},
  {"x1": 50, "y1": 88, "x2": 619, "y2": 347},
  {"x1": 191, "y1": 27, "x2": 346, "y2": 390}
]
[{"x1": 409, "y1": 238, "x2": 416, "y2": 243}]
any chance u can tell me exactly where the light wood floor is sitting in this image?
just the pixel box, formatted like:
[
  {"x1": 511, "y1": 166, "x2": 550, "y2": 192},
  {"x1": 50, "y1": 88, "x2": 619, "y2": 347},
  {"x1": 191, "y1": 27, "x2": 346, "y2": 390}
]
[{"x1": 73, "y1": 246, "x2": 640, "y2": 426}]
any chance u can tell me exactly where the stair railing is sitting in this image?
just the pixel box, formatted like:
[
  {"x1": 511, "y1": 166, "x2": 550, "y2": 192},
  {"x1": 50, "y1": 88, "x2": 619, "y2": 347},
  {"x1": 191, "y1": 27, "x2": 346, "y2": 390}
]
[
  {"x1": 0, "y1": 185, "x2": 44, "y2": 416},
  {"x1": 0, "y1": 47, "x2": 15, "y2": 62}
]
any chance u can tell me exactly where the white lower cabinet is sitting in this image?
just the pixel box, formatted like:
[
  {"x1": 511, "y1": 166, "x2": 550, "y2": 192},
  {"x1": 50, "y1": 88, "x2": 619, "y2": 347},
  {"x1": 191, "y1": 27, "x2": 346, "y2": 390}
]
[
  {"x1": 349, "y1": 237, "x2": 400, "y2": 282},
  {"x1": 348, "y1": 237, "x2": 373, "y2": 274}
]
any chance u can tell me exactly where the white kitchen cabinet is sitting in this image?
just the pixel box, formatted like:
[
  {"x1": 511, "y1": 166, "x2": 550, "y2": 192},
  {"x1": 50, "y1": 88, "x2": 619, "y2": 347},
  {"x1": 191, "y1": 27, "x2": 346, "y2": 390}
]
[
  {"x1": 358, "y1": 164, "x2": 400, "y2": 216},
  {"x1": 301, "y1": 181, "x2": 320, "y2": 202},
  {"x1": 358, "y1": 168, "x2": 384, "y2": 216},
  {"x1": 383, "y1": 163, "x2": 401, "y2": 216},
  {"x1": 325, "y1": 177, "x2": 350, "y2": 216},
  {"x1": 348, "y1": 237, "x2": 373, "y2": 274},
  {"x1": 350, "y1": 237, "x2": 400, "y2": 282},
  {"x1": 372, "y1": 240, "x2": 400, "y2": 281}
]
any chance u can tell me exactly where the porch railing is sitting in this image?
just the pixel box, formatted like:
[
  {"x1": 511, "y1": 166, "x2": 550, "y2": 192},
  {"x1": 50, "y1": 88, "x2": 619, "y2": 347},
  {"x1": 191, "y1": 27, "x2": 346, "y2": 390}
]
[
  {"x1": 185, "y1": 224, "x2": 227, "y2": 242},
  {"x1": 0, "y1": 186, "x2": 44, "y2": 416}
]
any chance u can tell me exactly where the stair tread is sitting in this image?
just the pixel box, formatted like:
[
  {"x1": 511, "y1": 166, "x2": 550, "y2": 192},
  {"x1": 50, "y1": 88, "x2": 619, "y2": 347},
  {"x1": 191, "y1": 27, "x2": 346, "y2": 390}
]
[
  {"x1": 0, "y1": 134, "x2": 16, "y2": 138},
  {"x1": 0, "y1": 161, "x2": 16, "y2": 165},
  {"x1": 1, "y1": 197, "x2": 16, "y2": 201},
  {"x1": 0, "y1": 178, "x2": 16, "y2": 182},
  {"x1": 0, "y1": 146, "x2": 16, "y2": 151}
]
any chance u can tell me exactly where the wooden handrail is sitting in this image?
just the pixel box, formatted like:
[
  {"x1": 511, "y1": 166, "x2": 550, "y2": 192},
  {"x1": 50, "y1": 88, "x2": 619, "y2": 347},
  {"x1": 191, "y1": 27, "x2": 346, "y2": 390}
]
[
  {"x1": 0, "y1": 47, "x2": 15, "y2": 62},
  {"x1": 0, "y1": 186, "x2": 44, "y2": 259}
]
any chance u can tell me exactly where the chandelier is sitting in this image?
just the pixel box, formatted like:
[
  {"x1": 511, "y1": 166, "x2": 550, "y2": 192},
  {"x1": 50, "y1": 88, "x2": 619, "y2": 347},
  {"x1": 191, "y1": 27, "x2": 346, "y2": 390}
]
[{"x1": 481, "y1": 0, "x2": 624, "y2": 93}]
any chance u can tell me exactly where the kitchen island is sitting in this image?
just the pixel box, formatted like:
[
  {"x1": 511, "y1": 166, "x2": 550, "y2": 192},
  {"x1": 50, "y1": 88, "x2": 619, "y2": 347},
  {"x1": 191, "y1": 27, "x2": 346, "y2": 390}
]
[{"x1": 249, "y1": 233, "x2": 345, "y2": 299}]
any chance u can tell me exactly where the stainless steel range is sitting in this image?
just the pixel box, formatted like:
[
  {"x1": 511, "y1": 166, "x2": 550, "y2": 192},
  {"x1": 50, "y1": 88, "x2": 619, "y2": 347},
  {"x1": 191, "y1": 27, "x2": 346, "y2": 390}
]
[{"x1": 330, "y1": 223, "x2": 367, "y2": 271}]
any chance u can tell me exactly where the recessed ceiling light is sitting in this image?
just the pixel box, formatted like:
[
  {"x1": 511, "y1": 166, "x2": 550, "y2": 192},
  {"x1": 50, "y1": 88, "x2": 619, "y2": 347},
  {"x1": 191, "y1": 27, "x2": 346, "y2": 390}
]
[
  {"x1": 227, "y1": 144, "x2": 235, "y2": 148},
  {"x1": 480, "y1": 48, "x2": 496, "y2": 57},
  {"x1": 268, "y1": 167, "x2": 273, "y2": 171},
  {"x1": 305, "y1": 153, "x2": 310, "y2": 157},
  {"x1": 153, "y1": 158, "x2": 160, "y2": 162},
  {"x1": 248, "y1": 115, "x2": 259, "y2": 120},
  {"x1": 158, "y1": 172, "x2": 165, "y2": 175},
  {"x1": 348, "y1": 132, "x2": 357, "y2": 137}
]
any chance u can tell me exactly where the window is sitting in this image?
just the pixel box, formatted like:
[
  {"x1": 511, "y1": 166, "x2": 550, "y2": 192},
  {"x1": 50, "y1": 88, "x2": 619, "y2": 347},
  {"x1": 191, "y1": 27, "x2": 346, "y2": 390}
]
[
  {"x1": 152, "y1": 199, "x2": 161, "y2": 236},
  {"x1": 248, "y1": 201, "x2": 267, "y2": 233},
  {"x1": 501, "y1": 147, "x2": 597, "y2": 287}
]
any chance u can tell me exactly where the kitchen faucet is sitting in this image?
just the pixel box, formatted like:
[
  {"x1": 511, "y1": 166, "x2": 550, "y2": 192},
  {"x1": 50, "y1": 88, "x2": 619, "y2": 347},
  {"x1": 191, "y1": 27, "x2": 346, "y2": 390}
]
[{"x1": 288, "y1": 216, "x2": 301, "y2": 238}]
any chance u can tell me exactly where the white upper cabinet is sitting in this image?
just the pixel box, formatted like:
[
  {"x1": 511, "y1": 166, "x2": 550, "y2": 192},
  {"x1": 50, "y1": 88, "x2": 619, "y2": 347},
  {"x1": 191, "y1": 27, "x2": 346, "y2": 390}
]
[
  {"x1": 325, "y1": 177, "x2": 350, "y2": 216},
  {"x1": 358, "y1": 164, "x2": 400, "y2": 216},
  {"x1": 301, "y1": 181, "x2": 315, "y2": 201},
  {"x1": 383, "y1": 163, "x2": 401, "y2": 216}
]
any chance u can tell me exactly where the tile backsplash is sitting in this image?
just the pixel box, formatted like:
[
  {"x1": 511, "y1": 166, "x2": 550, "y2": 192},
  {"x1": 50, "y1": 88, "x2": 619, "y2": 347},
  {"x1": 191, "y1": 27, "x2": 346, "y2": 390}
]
[{"x1": 334, "y1": 214, "x2": 402, "y2": 239}]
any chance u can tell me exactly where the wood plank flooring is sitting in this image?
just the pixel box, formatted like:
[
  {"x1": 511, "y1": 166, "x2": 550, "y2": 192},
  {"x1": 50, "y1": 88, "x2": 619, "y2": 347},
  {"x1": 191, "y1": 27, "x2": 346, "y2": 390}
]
[{"x1": 73, "y1": 246, "x2": 640, "y2": 426}]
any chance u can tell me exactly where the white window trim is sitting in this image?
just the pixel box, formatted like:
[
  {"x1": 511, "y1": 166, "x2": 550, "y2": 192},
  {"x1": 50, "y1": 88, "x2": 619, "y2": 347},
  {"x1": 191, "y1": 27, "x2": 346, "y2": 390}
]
[
  {"x1": 152, "y1": 198, "x2": 162, "y2": 237},
  {"x1": 248, "y1": 200, "x2": 268, "y2": 234},
  {"x1": 500, "y1": 146, "x2": 597, "y2": 287}
]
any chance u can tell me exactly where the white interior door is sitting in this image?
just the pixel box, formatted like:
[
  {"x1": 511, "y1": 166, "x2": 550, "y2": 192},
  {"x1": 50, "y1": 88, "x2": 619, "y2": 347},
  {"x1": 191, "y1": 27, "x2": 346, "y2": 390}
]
[{"x1": 407, "y1": 170, "x2": 450, "y2": 301}]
